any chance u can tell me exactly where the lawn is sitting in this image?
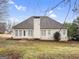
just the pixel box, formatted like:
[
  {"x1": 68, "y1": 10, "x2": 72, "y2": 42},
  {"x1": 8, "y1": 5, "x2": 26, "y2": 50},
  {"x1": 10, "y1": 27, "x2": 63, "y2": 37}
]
[{"x1": 0, "y1": 40, "x2": 79, "y2": 59}]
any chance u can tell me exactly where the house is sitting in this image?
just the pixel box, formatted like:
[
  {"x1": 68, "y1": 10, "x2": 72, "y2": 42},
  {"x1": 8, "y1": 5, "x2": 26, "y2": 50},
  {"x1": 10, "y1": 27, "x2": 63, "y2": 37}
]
[
  {"x1": 0, "y1": 23, "x2": 6, "y2": 33},
  {"x1": 12, "y1": 16, "x2": 68, "y2": 41}
]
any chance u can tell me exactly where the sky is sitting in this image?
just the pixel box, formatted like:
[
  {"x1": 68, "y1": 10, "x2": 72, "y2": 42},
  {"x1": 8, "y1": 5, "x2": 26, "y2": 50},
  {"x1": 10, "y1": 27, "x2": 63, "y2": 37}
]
[{"x1": 8, "y1": 0, "x2": 79, "y2": 24}]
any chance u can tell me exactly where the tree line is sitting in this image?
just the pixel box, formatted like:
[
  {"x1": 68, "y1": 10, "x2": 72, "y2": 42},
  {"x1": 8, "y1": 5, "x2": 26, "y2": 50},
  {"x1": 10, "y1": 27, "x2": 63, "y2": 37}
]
[{"x1": 65, "y1": 17, "x2": 79, "y2": 39}]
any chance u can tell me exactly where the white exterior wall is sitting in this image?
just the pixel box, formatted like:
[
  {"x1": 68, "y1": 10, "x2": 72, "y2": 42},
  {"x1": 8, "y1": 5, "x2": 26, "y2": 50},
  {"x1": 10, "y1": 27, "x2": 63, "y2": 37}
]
[
  {"x1": 13, "y1": 28, "x2": 68, "y2": 41},
  {"x1": 40, "y1": 29, "x2": 68, "y2": 41},
  {"x1": 13, "y1": 29, "x2": 33, "y2": 39}
]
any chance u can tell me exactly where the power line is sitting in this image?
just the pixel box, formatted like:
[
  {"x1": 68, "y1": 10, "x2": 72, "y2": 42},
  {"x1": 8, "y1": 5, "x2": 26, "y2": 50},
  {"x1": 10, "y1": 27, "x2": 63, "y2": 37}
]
[
  {"x1": 59, "y1": 0, "x2": 71, "y2": 32},
  {"x1": 44, "y1": 0, "x2": 52, "y2": 16},
  {"x1": 74, "y1": 0, "x2": 77, "y2": 8},
  {"x1": 44, "y1": 0, "x2": 71, "y2": 32},
  {"x1": 44, "y1": 0, "x2": 64, "y2": 16},
  {"x1": 72, "y1": 0, "x2": 77, "y2": 12},
  {"x1": 50, "y1": 0, "x2": 64, "y2": 10}
]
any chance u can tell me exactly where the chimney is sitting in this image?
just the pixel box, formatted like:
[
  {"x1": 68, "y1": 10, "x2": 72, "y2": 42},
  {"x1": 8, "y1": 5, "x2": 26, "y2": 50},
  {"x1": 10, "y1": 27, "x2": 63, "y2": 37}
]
[{"x1": 33, "y1": 16, "x2": 40, "y2": 38}]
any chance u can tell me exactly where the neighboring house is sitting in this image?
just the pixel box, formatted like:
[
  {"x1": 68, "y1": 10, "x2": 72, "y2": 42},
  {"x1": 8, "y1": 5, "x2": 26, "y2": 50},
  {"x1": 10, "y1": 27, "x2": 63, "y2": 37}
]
[
  {"x1": 0, "y1": 23, "x2": 6, "y2": 33},
  {"x1": 12, "y1": 16, "x2": 68, "y2": 41}
]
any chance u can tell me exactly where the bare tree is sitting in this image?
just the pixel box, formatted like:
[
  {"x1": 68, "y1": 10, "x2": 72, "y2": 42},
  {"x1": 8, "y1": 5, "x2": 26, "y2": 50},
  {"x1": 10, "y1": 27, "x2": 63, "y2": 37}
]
[{"x1": 0, "y1": 0, "x2": 9, "y2": 21}]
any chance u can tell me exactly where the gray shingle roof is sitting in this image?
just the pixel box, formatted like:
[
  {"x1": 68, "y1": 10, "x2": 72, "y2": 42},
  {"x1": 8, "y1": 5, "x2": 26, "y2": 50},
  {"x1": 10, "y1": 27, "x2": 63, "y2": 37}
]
[{"x1": 13, "y1": 16, "x2": 66, "y2": 29}]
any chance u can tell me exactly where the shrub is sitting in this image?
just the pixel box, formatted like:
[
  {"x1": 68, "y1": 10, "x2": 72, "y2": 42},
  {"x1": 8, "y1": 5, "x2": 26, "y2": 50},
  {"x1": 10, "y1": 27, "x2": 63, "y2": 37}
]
[{"x1": 53, "y1": 32, "x2": 61, "y2": 41}]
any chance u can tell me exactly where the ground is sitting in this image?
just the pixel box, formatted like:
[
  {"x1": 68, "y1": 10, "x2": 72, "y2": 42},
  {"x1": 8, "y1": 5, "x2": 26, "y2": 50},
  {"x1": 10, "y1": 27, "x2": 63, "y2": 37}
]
[{"x1": 0, "y1": 39, "x2": 79, "y2": 59}]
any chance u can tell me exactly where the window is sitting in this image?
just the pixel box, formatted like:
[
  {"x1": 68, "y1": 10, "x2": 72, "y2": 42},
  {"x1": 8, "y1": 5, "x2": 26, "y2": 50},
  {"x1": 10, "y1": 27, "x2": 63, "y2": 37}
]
[
  {"x1": 15, "y1": 30, "x2": 18, "y2": 36},
  {"x1": 23, "y1": 30, "x2": 26, "y2": 36},
  {"x1": 63, "y1": 29, "x2": 66, "y2": 35},
  {"x1": 48, "y1": 30, "x2": 51, "y2": 35},
  {"x1": 28, "y1": 29, "x2": 33, "y2": 36},
  {"x1": 19, "y1": 30, "x2": 22, "y2": 36},
  {"x1": 41, "y1": 29, "x2": 46, "y2": 36},
  {"x1": 30, "y1": 29, "x2": 33, "y2": 36}
]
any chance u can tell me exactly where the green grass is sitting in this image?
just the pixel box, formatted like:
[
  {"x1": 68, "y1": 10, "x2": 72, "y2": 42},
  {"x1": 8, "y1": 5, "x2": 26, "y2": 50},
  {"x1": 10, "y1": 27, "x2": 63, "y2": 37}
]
[{"x1": 0, "y1": 40, "x2": 79, "y2": 59}]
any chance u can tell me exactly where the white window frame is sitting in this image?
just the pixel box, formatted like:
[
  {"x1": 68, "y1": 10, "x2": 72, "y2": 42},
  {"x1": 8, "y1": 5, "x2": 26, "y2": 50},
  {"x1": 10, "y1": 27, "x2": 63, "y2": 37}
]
[
  {"x1": 48, "y1": 30, "x2": 51, "y2": 35},
  {"x1": 41, "y1": 29, "x2": 46, "y2": 36},
  {"x1": 23, "y1": 30, "x2": 26, "y2": 36},
  {"x1": 15, "y1": 30, "x2": 18, "y2": 36},
  {"x1": 28, "y1": 29, "x2": 33, "y2": 36},
  {"x1": 63, "y1": 29, "x2": 66, "y2": 35},
  {"x1": 19, "y1": 30, "x2": 22, "y2": 36}
]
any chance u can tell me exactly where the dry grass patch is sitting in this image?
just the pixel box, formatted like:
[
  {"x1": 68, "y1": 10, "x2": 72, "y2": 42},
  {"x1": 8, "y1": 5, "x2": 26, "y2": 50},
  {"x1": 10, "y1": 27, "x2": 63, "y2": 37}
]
[{"x1": 0, "y1": 40, "x2": 79, "y2": 59}]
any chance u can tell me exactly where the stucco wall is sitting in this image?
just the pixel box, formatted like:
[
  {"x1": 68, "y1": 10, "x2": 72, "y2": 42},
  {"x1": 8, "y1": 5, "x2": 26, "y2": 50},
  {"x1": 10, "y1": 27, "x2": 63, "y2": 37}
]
[
  {"x1": 12, "y1": 29, "x2": 33, "y2": 39},
  {"x1": 40, "y1": 29, "x2": 68, "y2": 41},
  {"x1": 12, "y1": 29, "x2": 68, "y2": 41}
]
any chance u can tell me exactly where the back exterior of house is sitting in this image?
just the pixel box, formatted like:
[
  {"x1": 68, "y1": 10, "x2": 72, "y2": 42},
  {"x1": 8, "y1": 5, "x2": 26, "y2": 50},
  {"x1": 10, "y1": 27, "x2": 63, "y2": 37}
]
[{"x1": 12, "y1": 16, "x2": 68, "y2": 41}]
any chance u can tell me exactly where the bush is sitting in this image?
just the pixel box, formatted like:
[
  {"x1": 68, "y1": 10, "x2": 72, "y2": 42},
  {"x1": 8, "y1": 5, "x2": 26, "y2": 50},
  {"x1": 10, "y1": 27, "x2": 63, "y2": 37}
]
[{"x1": 53, "y1": 32, "x2": 61, "y2": 41}]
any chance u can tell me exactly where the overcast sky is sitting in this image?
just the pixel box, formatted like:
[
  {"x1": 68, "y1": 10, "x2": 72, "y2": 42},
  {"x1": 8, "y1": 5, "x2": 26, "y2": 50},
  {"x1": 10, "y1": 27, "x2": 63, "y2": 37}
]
[{"x1": 8, "y1": 0, "x2": 79, "y2": 24}]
